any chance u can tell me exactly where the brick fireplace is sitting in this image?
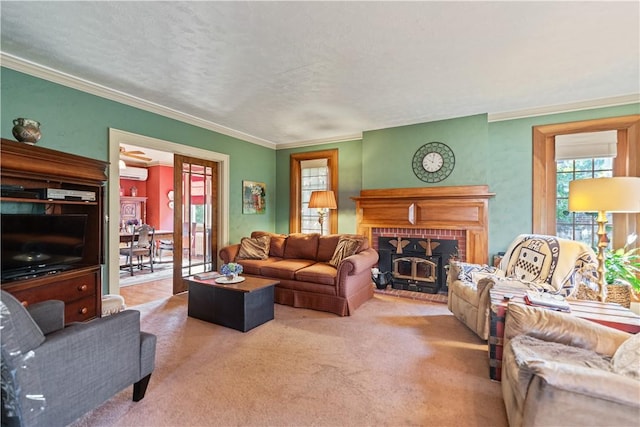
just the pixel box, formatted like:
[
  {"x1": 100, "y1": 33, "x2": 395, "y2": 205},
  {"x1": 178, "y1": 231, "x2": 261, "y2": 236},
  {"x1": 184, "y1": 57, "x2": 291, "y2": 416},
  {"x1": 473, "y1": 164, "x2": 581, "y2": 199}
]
[{"x1": 352, "y1": 185, "x2": 495, "y2": 292}]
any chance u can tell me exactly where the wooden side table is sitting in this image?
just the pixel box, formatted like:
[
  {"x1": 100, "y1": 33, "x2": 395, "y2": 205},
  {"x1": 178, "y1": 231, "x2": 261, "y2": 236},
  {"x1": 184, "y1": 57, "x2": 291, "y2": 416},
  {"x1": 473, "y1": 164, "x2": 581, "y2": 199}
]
[{"x1": 488, "y1": 284, "x2": 640, "y2": 381}]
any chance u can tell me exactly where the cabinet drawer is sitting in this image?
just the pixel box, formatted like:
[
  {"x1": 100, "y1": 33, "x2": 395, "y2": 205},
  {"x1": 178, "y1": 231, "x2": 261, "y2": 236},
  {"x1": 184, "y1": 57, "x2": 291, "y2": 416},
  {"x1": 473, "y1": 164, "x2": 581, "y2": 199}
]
[
  {"x1": 10, "y1": 272, "x2": 97, "y2": 306},
  {"x1": 65, "y1": 295, "x2": 97, "y2": 323}
]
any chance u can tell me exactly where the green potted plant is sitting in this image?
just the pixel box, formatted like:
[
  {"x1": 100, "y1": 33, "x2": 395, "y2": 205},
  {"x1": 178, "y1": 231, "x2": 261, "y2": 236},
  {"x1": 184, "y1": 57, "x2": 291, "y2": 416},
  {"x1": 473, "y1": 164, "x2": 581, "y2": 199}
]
[{"x1": 604, "y1": 233, "x2": 640, "y2": 307}]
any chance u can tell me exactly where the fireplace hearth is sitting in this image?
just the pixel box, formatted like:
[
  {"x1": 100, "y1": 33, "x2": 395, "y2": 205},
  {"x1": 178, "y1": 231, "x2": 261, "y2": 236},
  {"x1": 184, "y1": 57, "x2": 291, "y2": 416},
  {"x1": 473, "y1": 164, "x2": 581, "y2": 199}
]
[{"x1": 378, "y1": 236, "x2": 457, "y2": 294}]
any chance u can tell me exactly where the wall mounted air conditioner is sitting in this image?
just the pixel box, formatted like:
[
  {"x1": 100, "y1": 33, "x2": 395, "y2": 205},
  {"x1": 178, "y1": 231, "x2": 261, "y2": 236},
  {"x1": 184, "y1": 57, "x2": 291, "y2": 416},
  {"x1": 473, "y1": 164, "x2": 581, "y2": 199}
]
[{"x1": 120, "y1": 166, "x2": 148, "y2": 181}]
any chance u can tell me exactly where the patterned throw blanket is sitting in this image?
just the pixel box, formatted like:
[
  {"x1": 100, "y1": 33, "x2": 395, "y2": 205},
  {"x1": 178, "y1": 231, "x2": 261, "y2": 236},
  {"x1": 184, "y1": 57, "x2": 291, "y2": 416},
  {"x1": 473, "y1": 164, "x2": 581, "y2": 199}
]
[{"x1": 500, "y1": 234, "x2": 598, "y2": 296}]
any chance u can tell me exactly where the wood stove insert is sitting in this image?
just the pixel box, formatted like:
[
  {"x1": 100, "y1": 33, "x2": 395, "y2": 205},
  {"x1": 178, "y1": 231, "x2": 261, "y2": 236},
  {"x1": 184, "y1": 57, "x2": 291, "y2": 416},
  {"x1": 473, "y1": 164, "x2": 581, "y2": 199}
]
[{"x1": 378, "y1": 236, "x2": 458, "y2": 294}]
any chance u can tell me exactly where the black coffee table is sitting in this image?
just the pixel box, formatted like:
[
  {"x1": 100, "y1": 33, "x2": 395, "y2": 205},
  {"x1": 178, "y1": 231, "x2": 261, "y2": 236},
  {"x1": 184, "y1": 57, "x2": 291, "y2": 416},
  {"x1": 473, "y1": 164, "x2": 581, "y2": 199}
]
[{"x1": 186, "y1": 275, "x2": 278, "y2": 332}]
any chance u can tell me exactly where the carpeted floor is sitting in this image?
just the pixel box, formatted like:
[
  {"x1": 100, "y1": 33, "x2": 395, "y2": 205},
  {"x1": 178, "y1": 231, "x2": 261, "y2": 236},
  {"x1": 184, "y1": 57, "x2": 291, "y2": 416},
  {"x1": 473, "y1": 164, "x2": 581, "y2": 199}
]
[{"x1": 71, "y1": 294, "x2": 507, "y2": 427}]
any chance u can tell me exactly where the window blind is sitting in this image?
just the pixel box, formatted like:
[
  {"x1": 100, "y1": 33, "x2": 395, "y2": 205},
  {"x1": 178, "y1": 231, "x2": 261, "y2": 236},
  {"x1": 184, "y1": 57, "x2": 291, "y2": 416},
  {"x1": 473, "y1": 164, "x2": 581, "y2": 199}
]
[{"x1": 555, "y1": 130, "x2": 617, "y2": 160}]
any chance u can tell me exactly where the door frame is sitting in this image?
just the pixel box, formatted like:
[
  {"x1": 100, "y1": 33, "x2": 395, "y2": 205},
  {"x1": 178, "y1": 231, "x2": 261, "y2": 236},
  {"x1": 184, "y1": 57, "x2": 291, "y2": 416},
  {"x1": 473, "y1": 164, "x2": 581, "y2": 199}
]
[{"x1": 108, "y1": 128, "x2": 229, "y2": 295}]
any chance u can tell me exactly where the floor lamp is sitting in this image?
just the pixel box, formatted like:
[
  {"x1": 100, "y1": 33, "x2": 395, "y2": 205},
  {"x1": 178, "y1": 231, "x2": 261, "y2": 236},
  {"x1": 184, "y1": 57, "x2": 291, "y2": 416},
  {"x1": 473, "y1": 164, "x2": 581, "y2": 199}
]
[
  {"x1": 308, "y1": 190, "x2": 337, "y2": 235},
  {"x1": 569, "y1": 177, "x2": 640, "y2": 301}
]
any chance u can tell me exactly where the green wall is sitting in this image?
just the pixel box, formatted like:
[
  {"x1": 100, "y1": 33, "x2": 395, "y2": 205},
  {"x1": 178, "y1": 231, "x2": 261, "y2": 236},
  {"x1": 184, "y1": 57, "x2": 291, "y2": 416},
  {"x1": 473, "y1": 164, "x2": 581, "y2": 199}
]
[
  {"x1": 1, "y1": 67, "x2": 276, "y2": 245},
  {"x1": 3, "y1": 66, "x2": 639, "y2": 271},
  {"x1": 486, "y1": 104, "x2": 639, "y2": 255},
  {"x1": 362, "y1": 114, "x2": 490, "y2": 189},
  {"x1": 282, "y1": 106, "x2": 639, "y2": 259},
  {"x1": 340, "y1": 105, "x2": 639, "y2": 257}
]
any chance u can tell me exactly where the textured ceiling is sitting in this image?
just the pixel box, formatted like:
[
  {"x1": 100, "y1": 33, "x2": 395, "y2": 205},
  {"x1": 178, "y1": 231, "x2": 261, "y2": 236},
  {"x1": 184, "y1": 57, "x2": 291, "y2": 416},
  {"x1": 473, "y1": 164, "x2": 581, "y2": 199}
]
[{"x1": 1, "y1": 1, "x2": 639, "y2": 148}]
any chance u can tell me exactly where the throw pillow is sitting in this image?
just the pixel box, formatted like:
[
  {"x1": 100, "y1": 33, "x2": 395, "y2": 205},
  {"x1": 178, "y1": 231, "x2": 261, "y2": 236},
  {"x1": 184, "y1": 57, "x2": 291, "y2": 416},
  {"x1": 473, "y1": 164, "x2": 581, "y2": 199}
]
[
  {"x1": 329, "y1": 237, "x2": 361, "y2": 267},
  {"x1": 611, "y1": 333, "x2": 640, "y2": 379},
  {"x1": 451, "y1": 261, "x2": 498, "y2": 282},
  {"x1": 251, "y1": 231, "x2": 288, "y2": 257},
  {"x1": 236, "y1": 235, "x2": 271, "y2": 260}
]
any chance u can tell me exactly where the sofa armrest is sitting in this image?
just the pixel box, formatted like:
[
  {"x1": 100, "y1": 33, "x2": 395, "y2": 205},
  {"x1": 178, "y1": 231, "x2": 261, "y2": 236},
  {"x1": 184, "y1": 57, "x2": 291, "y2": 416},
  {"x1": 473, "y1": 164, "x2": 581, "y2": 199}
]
[
  {"x1": 505, "y1": 302, "x2": 630, "y2": 356},
  {"x1": 219, "y1": 244, "x2": 240, "y2": 264},
  {"x1": 36, "y1": 310, "x2": 149, "y2": 385},
  {"x1": 337, "y1": 247, "x2": 379, "y2": 276},
  {"x1": 140, "y1": 331, "x2": 157, "y2": 378},
  {"x1": 27, "y1": 300, "x2": 65, "y2": 335},
  {"x1": 523, "y1": 360, "x2": 640, "y2": 407}
]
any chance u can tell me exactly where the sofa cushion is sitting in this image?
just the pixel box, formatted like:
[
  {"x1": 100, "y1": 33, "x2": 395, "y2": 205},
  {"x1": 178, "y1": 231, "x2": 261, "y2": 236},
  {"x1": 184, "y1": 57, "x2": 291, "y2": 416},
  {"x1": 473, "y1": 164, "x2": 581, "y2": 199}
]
[
  {"x1": 251, "y1": 231, "x2": 288, "y2": 258},
  {"x1": 295, "y1": 263, "x2": 337, "y2": 286},
  {"x1": 260, "y1": 259, "x2": 316, "y2": 280},
  {"x1": 317, "y1": 235, "x2": 341, "y2": 262},
  {"x1": 329, "y1": 236, "x2": 362, "y2": 267},
  {"x1": 237, "y1": 258, "x2": 280, "y2": 275},
  {"x1": 283, "y1": 233, "x2": 319, "y2": 260},
  {"x1": 236, "y1": 235, "x2": 271, "y2": 260},
  {"x1": 269, "y1": 235, "x2": 287, "y2": 258},
  {"x1": 511, "y1": 334, "x2": 612, "y2": 371},
  {"x1": 317, "y1": 234, "x2": 366, "y2": 262},
  {"x1": 611, "y1": 333, "x2": 640, "y2": 379}
]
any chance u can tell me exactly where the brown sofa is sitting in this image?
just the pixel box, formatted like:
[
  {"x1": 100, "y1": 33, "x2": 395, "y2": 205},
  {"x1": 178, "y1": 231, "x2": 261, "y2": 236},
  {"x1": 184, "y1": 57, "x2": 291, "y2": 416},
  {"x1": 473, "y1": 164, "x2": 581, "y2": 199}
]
[{"x1": 219, "y1": 231, "x2": 378, "y2": 316}]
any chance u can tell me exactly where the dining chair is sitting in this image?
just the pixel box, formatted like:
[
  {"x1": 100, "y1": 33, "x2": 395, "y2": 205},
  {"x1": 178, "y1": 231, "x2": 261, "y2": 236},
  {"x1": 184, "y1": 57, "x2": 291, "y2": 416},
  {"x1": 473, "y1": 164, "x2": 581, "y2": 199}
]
[
  {"x1": 120, "y1": 224, "x2": 155, "y2": 276},
  {"x1": 158, "y1": 238, "x2": 174, "y2": 262}
]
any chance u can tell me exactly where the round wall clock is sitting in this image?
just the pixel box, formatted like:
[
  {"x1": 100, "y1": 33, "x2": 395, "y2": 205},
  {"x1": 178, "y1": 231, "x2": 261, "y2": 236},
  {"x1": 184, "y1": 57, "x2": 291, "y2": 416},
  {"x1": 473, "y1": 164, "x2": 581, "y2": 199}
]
[{"x1": 412, "y1": 142, "x2": 455, "y2": 183}]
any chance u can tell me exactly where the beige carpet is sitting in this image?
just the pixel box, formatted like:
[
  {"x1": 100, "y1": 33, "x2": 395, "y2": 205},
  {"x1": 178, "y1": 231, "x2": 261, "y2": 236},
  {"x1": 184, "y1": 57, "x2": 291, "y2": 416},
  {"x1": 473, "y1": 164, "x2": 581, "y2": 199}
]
[{"x1": 71, "y1": 294, "x2": 508, "y2": 427}]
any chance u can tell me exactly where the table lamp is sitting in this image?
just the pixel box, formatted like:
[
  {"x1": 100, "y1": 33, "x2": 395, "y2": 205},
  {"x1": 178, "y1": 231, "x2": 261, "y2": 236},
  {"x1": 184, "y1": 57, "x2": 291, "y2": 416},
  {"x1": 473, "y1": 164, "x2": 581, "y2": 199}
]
[
  {"x1": 308, "y1": 190, "x2": 337, "y2": 235},
  {"x1": 569, "y1": 177, "x2": 640, "y2": 301}
]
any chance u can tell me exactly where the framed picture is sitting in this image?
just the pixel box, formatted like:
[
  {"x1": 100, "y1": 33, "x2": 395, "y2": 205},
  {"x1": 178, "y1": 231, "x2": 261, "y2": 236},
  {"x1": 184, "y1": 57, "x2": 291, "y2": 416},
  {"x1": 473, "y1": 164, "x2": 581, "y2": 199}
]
[{"x1": 242, "y1": 180, "x2": 266, "y2": 214}]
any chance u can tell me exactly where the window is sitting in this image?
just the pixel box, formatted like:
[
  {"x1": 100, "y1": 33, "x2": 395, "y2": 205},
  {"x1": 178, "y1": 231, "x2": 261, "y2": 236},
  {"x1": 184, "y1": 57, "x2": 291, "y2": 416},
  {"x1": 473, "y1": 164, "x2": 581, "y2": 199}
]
[
  {"x1": 532, "y1": 115, "x2": 640, "y2": 249},
  {"x1": 289, "y1": 150, "x2": 338, "y2": 234},
  {"x1": 556, "y1": 157, "x2": 613, "y2": 247},
  {"x1": 301, "y1": 159, "x2": 330, "y2": 234}
]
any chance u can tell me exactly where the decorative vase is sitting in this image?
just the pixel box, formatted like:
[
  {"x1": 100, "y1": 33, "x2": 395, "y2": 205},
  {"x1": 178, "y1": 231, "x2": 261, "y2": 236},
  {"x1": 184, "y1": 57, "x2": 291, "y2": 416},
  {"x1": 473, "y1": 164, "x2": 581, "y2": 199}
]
[{"x1": 12, "y1": 118, "x2": 42, "y2": 144}]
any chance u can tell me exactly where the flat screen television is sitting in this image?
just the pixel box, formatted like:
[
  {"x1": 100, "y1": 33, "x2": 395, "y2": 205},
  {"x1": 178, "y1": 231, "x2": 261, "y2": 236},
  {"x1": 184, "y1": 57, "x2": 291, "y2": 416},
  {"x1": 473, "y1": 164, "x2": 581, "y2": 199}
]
[{"x1": 1, "y1": 213, "x2": 88, "y2": 283}]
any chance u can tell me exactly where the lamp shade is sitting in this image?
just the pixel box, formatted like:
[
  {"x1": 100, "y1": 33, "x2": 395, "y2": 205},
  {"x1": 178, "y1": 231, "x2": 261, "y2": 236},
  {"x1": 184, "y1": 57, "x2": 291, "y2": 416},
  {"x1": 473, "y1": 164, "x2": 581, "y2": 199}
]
[
  {"x1": 308, "y1": 190, "x2": 337, "y2": 209},
  {"x1": 569, "y1": 177, "x2": 640, "y2": 213}
]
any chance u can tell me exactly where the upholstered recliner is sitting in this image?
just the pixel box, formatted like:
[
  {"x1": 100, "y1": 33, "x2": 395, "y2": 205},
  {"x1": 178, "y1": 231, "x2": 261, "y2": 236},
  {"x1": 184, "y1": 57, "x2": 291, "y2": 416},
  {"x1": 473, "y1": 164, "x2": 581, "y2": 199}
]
[
  {"x1": 447, "y1": 234, "x2": 597, "y2": 340},
  {"x1": 1, "y1": 290, "x2": 156, "y2": 427},
  {"x1": 502, "y1": 302, "x2": 639, "y2": 427}
]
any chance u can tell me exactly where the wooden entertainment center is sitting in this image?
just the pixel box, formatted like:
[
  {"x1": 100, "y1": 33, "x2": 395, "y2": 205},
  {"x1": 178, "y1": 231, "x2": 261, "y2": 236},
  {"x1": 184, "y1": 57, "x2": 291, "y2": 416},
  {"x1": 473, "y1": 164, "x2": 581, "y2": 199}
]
[{"x1": 1, "y1": 138, "x2": 107, "y2": 323}]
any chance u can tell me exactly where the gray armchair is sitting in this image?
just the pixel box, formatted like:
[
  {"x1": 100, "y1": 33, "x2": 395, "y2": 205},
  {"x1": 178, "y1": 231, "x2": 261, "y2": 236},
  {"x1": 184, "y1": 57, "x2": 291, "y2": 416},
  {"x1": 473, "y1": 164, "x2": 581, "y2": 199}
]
[{"x1": 1, "y1": 290, "x2": 156, "y2": 427}]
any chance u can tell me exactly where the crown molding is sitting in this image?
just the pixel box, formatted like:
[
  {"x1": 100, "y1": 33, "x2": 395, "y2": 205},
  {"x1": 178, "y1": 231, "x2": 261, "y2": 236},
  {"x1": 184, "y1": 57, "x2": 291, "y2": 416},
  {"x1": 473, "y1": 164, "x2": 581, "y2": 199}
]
[
  {"x1": 487, "y1": 94, "x2": 640, "y2": 122},
  {"x1": 276, "y1": 132, "x2": 363, "y2": 150},
  {"x1": 0, "y1": 52, "x2": 276, "y2": 150},
  {"x1": 4, "y1": 52, "x2": 638, "y2": 146}
]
